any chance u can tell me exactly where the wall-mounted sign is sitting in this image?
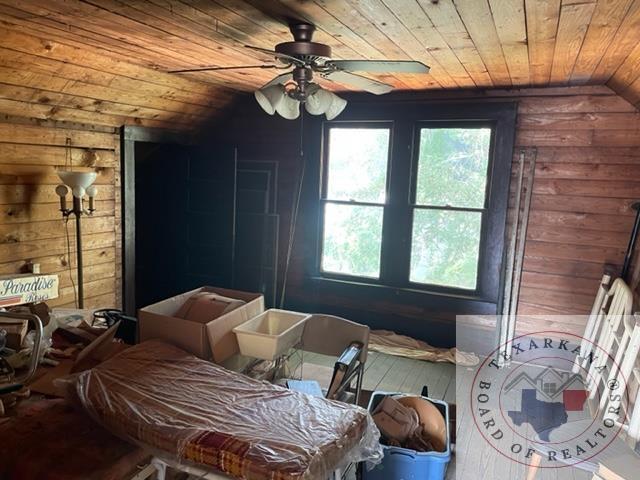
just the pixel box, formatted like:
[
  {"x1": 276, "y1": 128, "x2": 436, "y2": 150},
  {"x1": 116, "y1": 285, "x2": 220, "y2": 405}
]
[{"x1": 0, "y1": 274, "x2": 59, "y2": 307}]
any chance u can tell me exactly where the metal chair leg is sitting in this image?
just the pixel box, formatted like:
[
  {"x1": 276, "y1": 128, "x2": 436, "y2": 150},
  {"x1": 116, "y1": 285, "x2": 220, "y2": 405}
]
[
  {"x1": 355, "y1": 363, "x2": 364, "y2": 406},
  {"x1": 150, "y1": 458, "x2": 166, "y2": 480}
]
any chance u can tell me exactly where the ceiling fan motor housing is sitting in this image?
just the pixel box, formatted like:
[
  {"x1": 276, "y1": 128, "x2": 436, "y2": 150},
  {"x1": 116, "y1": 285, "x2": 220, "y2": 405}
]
[{"x1": 275, "y1": 23, "x2": 332, "y2": 64}]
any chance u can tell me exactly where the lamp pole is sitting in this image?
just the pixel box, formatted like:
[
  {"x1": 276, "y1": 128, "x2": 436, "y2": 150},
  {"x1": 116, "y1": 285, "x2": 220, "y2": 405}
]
[
  {"x1": 56, "y1": 174, "x2": 97, "y2": 310},
  {"x1": 73, "y1": 196, "x2": 85, "y2": 308}
]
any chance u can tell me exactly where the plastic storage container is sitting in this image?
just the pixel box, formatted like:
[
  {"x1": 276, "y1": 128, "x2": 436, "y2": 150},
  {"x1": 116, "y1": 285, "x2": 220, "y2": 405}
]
[
  {"x1": 363, "y1": 391, "x2": 451, "y2": 480},
  {"x1": 233, "y1": 309, "x2": 309, "y2": 360}
]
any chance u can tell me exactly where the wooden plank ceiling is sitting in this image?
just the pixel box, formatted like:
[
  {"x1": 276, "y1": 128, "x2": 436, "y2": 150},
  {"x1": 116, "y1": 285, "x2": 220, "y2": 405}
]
[{"x1": 1, "y1": 0, "x2": 640, "y2": 119}]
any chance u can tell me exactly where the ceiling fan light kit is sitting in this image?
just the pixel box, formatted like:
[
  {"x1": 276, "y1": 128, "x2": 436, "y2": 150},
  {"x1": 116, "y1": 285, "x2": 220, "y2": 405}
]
[
  {"x1": 304, "y1": 87, "x2": 332, "y2": 115},
  {"x1": 323, "y1": 94, "x2": 348, "y2": 121},
  {"x1": 305, "y1": 88, "x2": 347, "y2": 120},
  {"x1": 173, "y1": 23, "x2": 430, "y2": 121},
  {"x1": 275, "y1": 91, "x2": 301, "y2": 120},
  {"x1": 254, "y1": 84, "x2": 286, "y2": 115}
]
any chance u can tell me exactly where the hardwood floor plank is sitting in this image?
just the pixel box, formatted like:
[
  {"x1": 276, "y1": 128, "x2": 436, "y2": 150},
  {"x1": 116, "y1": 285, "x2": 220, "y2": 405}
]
[
  {"x1": 376, "y1": 356, "x2": 418, "y2": 393},
  {"x1": 362, "y1": 352, "x2": 399, "y2": 391}
]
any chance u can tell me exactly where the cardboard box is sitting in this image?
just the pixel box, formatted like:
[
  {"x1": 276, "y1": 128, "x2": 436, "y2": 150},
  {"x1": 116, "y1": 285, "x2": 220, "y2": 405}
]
[
  {"x1": 0, "y1": 274, "x2": 59, "y2": 307},
  {"x1": 0, "y1": 318, "x2": 28, "y2": 349},
  {"x1": 138, "y1": 286, "x2": 264, "y2": 361}
]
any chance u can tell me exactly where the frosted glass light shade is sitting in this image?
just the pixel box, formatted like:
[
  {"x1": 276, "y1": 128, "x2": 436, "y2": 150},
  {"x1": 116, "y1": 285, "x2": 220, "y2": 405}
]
[
  {"x1": 305, "y1": 88, "x2": 347, "y2": 120},
  {"x1": 255, "y1": 84, "x2": 286, "y2": 115},
  {"x1": 305, "y1": 88, "x2": 333, "y2": 115},
  {"x1": 325, "y1": 93, "x2": 347, "y2": 120},
  {"x1": 275, "y1": 93, "x2": 300, "y2": 120},
  {"x1": 58, "y1": 171, "x2": 97, "y2": 191}
]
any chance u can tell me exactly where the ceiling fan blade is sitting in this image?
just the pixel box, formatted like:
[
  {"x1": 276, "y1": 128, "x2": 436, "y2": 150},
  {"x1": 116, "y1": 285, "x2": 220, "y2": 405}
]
[
  {"x1": 260, "y1": 72, "x2": 292, "y2": 89},
  {"x1": 244, "y1": 45, "x2": 305, "y2": 66},
  {"x1": 328, "y1": 60, "x2": 430, "y2": 74},
  {"x1": 169, "y1": 65, "x2": 277, "y2": 73},
  {"x1": 324, "y1": 70, "x2": 393, "y2": 95}
]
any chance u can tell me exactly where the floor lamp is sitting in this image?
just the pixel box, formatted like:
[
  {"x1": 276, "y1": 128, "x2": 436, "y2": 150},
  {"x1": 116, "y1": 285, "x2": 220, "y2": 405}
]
[{"x1": 55, "y1": 171, "x2": 98, "y2": 309}]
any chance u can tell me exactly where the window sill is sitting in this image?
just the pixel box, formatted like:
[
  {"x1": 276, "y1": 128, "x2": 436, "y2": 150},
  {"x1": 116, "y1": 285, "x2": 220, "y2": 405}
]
[{"x1": 305, "y1": 275, "x2": 498, "y2": 314}]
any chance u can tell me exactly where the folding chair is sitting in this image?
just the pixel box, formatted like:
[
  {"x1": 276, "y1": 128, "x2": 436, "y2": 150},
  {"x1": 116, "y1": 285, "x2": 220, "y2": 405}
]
[{"x1": 299, "y1": 314, "x2": 369, "y2": 405}]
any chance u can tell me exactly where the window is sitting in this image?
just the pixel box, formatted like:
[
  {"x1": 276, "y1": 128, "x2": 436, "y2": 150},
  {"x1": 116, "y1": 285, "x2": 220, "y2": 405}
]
[
  {"x1": 308, "y1": 102, "x2": 516, "y2": 307},
  {"x1": 320, "y1": 122, "x2": 492, "y2": 291},
  {"x1": 409, "y1": 127, "x2": 491, "y2": 290},
  {"x1": 543, "y1": 383, "x2": 556, "y2": 396},
  {"x1": 320, "y1": 127, "x2": 390, "y2": 278}
]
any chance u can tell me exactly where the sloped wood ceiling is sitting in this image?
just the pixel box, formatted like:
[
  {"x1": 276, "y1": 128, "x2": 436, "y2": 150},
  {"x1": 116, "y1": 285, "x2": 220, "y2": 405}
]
[{"x1": 0, "y1": 0, "x2": 640, "y2": 114}]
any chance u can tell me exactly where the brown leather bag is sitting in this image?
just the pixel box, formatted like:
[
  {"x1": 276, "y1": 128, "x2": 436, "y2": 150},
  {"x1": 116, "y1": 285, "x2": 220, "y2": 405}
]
[{"x1": 372, "y1": 396, "x2": 420, "y2": 444}]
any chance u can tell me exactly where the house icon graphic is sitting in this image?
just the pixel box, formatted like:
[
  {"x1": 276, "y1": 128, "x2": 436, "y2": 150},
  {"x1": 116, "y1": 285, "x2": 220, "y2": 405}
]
[
  {"x1": 504, "y1": 367, "x2": 586, "y2": 403},
  {"x1": 505, "y1": 367, "x2": 590, "y2": 439}
]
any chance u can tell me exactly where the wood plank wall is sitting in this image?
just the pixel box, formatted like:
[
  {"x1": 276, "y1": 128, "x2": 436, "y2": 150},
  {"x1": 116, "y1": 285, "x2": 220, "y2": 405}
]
[
  {"x1": 221, "y1": 86, "x2": 640, "y2": 343},
  {"x1": 0, "y1": 119, "x2": 121, "y2": 308},
  {"x1": 512, "y1": 88, "x2": 640, "y2": 335},
  {"x1": 0, "y1": 24, "x2": 230, "y2": 309}
]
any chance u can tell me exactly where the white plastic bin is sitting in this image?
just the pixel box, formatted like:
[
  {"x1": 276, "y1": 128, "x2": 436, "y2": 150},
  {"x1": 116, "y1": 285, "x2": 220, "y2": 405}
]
[{"x1": 233, "y1": 309, "x2": 310, "y2": 360}]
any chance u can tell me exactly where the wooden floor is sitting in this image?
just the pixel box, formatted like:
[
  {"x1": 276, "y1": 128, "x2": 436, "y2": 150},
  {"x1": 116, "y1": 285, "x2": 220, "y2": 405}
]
[{"x1": 300, "y1": 351, "x2": 592, "y2": 480}]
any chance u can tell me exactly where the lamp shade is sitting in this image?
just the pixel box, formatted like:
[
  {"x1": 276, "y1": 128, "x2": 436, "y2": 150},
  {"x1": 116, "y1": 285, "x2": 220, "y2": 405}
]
[
  {"x1": 254, "y1": 84, "x2": 286, "y2": 115},
  {"x1": 72, "y1": 186, "x2": 86, "y2": 199},
  {"x1": 324, "y1": 92, "x2": 347, "y2": 120},
  {"x1": 55, "y1": 184, "x2": 69, "y2": 197},
  {"x1": 305, "y1": 88, "x2": 333, "y2": 115},
  {"x1": 57, "y1": 170, "x2": 97, "y2": 190},
  {"x1": 275, "y1": 93, "x2": 300, "y2": 120}
]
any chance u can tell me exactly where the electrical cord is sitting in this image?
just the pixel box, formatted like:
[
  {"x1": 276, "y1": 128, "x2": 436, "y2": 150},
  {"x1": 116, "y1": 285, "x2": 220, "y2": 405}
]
[
  {"x1": 64, "y1": 216, "x2": 78, "y2": 308},
  {"x1": 279, "y1": 110, "x2": 306, "y2": 309}
]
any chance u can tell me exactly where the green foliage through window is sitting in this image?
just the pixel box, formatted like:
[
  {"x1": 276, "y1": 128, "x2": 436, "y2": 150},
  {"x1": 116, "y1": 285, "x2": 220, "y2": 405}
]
[
  {"x1": 321, "y1": 127, "x2": 389, "y2": 278},
  {"x1": 410, "y1": 210, "x2": 482, "y2": 289},
  {"x1": 416, "y1": 128, "x2": 491, "y2": 208},
  {"x1": 410, "y1": 127, "x2": 491, "y2": 289},
  {"x1": 326, "y1": 128, "x2": 389, "y2": 203},
  {"x1": 322, "y1": 203, "x2": 383, "y2": 278},
  {"x1": 320, "y1": 125, "x2": 491, "y2": 290}
]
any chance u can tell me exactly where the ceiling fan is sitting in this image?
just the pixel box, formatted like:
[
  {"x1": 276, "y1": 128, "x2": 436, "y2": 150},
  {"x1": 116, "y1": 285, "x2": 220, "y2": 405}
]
[{"x1": 170, "y1": 23, "x2": 430, "y2": 120}]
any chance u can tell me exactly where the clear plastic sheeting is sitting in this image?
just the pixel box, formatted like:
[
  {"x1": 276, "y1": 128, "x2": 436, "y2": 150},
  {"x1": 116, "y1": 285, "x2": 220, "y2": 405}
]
[{"x1": 71, "y1": 340, "x2": 383, "y2": 480}]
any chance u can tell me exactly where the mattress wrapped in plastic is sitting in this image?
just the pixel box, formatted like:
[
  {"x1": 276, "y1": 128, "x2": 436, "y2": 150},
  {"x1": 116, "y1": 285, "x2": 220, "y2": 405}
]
[{"x1": 71, "y1": 340, "x2": 382, "y2": 479}]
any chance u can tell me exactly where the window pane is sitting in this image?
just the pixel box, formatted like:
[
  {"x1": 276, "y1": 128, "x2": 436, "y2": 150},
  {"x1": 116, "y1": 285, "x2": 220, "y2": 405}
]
[
  {"x1": 326, "y1": 128, "x2": 389, "y2": 203},
  {"x1": 410, "y1": 210, "x2": 482, "y2": 289},
  {"x1": 416, "y1": 128, "x2": 491, "y2": 208},
  {"x1": 321, "y1": 203, "x2": 383, "y2": 278}
]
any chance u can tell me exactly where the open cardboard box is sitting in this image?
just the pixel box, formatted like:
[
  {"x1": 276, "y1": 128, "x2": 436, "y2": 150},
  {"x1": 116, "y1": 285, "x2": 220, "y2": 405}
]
[{"x1": 138, "y1": 286, "x2": 264, "y2": 361}]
